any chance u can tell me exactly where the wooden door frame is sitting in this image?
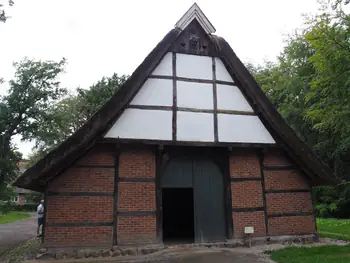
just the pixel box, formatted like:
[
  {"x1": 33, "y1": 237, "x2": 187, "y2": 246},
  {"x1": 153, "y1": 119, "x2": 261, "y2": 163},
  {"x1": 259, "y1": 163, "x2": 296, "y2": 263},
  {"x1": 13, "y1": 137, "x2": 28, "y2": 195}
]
[{"x1": 155, "y1": 145, "x2": 233, "y2": 243}]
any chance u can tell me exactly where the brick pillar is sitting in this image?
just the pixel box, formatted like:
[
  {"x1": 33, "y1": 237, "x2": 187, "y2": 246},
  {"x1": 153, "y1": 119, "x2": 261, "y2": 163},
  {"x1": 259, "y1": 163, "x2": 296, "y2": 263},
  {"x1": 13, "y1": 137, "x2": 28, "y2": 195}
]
[
  {"x1": 117, "y1": 148, "x2": 156, "y2": 245},
  {"x1": 229, "y1": 149, "x2": 266, "y2": 237}
]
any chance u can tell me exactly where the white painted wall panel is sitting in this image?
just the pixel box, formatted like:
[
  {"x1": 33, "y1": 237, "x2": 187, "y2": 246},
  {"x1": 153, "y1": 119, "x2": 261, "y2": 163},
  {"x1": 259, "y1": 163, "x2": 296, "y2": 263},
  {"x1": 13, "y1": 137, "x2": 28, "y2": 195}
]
[
  {"x1": 177, "y1": 111, "x2": 214, "y2": 142},
  {"x1": 177, "y1": 54, "x2": 212, "y2": 79},
  {"x1": 218, "y1": 114, "x2": 275, "y2": 143},
  {"x1": 177, "y1": 81, "x2": 213, "y2": 109},
  {"x1": 105, "y1": 109, "x2": 172, "y2": 140},
  {"x1": 130, "y1": 79, "x2": 173, "y2": 106},
  {"x1": 215, "y1": 58, "x2": 234, "y2": 82},
  {"x1": 217, "y1": 84, "x2": 254, "y2": 112},
  {"x1": 152, "y1": 52, "x2": 172, "y2": 76}
]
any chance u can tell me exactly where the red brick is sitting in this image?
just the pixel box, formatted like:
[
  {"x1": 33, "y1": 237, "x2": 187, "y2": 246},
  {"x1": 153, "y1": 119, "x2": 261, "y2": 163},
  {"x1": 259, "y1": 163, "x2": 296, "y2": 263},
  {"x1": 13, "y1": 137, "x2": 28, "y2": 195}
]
[
  {"x1": 47, "y1": 196, "x2": 113, "y2": 223},
  {"x1": 117, "y1": 216, "x2": 156, "y2": 245},
  {"x1": 44, "y1": 226, "x2": 113, "y2": 247},
  {"x1": 265, "y1": 170, "x2": 310, "y2": 190},
  {"x1": 231, "y1": 181, "x2": 263, "y2": 208},
  {"x1": 118, "y1": 183, "x2": 155, "y2": 211},
  {"x1": 269, "y1": 216, "x2": 316, "y2": 235},
  {"x1": 266, "y1": 192, "x2": 313, "y2": 215},
  {"x1": 48, "y1": 167, "x2": 114, "y2": 192},
  {"x1": 233, "y1": 211, "x2": 265, "y2": 237},
  {"x1": 230, "y1": 150, "x2": 260, "y2": 178},
  {"x1": 75, "y1": 145, "x2": 115, "y2": 166},
  {"x1": 119, "y1": 150, "x2": 155, "y2": 178},
  {"x1": 264, "y1": 150, "x2": 291, "y2": 166}
]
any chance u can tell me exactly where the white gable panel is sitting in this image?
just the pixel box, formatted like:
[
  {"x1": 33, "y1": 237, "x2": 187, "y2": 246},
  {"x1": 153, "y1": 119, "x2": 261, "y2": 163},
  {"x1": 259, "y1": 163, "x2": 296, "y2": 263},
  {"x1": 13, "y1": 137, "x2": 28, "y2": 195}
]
[
  {"x1": 217, "y1": 84, "x2": 254, "y2": 112},
  {"x1": 177, "y1": 54, "x2": 212, "y2": 79},
  {"x1": 130, "y1": 79, "x2": 172, "y2": 106},
  {"x1": 218, "y1": 114, "x2": 275, "y2": 143},
  {"x1": 152, "y1": 52, "x2": 172, "y2": 76},
  {"x1": 177, "y1": 81, "x2": 213, "y2": 109},
  {"x1": 215, "y1": 58, "x2": 234, "y2": 82},
  {"x1": 177, "y1": 111, "x2": 214, "y2": 142},
  {"x1": 105, "y1": 109, "x2": 172, "y2": 140}
]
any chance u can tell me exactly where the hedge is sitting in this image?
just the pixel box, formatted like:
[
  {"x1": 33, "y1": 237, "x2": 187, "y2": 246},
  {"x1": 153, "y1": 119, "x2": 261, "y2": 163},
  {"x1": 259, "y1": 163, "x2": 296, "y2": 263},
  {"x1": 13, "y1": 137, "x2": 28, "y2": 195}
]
[{"x1": 0, "y1": 203, "x2": 37, "y2": 214}]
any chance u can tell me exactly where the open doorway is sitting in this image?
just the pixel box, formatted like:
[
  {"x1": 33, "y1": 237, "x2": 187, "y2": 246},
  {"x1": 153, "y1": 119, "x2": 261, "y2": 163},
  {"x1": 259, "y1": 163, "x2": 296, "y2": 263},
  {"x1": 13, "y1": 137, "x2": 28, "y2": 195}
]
[{"x1": 162, "y1": 188, "x2": 194, "y2": 243}]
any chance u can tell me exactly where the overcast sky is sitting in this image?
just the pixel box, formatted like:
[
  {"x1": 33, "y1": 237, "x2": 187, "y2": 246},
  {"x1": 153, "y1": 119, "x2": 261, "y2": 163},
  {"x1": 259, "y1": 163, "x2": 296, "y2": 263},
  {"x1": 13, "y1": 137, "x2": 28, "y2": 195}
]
[{"x1": 1, "y1": 0, "x2": 322, "y2": 158}]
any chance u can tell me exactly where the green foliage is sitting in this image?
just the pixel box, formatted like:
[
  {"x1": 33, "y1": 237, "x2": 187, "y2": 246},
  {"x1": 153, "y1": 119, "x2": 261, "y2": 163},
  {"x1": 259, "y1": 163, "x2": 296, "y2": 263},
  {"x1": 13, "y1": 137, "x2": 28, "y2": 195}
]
[
  {"x1": 250, "y1": 0, "x2": 350, "y2": 218},
  {"x1": 269, "y1": 245, "x2": 350, "y2": 263},
  {"x1": 0, "y1": 57, "x2": 67, "y2": 192},
  {"x1": 30, "y1": 73, "x2": 127, "y2": 154},
  {"x1": 0, "y1": 184, "x2": 16, "y2": 202},
  {"x1": 0, "y1": 0, "x2": 14, "y2": 23}
]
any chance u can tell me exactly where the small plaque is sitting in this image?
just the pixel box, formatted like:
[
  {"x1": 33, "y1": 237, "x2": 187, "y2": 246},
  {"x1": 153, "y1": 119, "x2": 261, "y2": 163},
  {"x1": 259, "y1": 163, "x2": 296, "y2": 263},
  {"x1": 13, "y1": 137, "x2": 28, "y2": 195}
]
[{"x1": 244, "y1": 226, "x2": 254, "y2": 234}]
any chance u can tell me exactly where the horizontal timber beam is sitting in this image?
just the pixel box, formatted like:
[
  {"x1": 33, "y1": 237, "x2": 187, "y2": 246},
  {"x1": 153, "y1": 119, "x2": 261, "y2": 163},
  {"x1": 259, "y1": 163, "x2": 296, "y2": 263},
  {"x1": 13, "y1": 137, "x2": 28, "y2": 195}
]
[
  {"x1": 47, "y1": 222, "x2": 113, "y2": 227},
  {"x1": 118, "y1": 211, "x2": 156, "y2": 216},
  {"x1": 149, "y1": 75, "x2": 235, "y2": 86},
  {"x1": 231, "y1": 177, "x2": 261, "y2": 182},
  {"x1": 118, "y1": 178, "x2": 155, "y2": 182},
  {"x1": 102, "y1": 138, "x2": 277, "y2": 148},
  {"x1": 128, "y1": 105, "x2": 255, "y2": 116},
  {"x1": 265, "y1": 189, "x2": 311, "y2": 194},
  {"x1": 232, "y1": 207, "x2": 264, "y2": 212},
  {"x1": 72, "y1": 164, "x2": 115, "y2": 169},
  {"x1": 268, "y1": 212, "x2": 313, "y2": 218},
  {"x1": 263, "y1": 165, "x2": 296, "y2": 171},
  {"x1": 47, "y1": 191, "x2": 113, "y2": 196}
]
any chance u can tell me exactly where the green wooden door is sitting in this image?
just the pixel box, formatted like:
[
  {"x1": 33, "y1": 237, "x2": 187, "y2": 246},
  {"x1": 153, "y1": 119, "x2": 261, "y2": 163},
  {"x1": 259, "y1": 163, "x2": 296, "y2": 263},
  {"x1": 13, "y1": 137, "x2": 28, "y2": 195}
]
[
  {"x1": 161, "y1": 156, "x2": 226, "y2": 242},
  {"x1": 193, "y1": 159, "x2": 226, "y2": 242}
]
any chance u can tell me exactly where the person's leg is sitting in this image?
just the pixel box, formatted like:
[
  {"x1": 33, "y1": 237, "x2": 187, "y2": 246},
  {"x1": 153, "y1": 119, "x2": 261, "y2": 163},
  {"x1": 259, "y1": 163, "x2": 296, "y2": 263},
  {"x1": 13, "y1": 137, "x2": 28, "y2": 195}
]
[
  {"x1": 37, "y1": 218, "x2": 43, "y2": 237},
  {"x1": 37, "y1": 218, "x2": 40, "y2": 236}
]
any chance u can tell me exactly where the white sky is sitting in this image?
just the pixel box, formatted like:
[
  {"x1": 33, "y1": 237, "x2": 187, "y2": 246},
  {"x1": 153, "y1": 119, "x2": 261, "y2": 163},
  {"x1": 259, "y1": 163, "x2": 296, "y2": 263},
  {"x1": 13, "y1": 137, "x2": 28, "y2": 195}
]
[{"x1": 0, "y1": 0, "x2": 322, "y2": 158}]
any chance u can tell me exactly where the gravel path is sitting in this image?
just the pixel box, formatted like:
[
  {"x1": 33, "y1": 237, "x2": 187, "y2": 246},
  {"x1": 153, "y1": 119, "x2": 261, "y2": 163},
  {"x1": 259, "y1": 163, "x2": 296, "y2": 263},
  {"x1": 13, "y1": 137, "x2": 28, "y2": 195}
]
[{"x1": 0, "y1": 213, "x2": 37, "y2": 248}]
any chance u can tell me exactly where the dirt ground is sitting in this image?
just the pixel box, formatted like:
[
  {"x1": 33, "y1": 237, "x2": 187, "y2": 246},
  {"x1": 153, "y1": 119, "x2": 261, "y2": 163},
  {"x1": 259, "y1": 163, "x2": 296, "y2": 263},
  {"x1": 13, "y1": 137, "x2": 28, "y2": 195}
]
[{"x1": 29, "y1": 246, "x2": 279, "y2": 263}]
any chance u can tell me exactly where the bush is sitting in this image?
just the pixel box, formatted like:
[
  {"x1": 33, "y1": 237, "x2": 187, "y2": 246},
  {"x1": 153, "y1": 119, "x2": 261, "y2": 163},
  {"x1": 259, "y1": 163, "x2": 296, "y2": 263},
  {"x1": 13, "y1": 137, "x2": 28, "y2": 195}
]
[
  {"x1": 0, "y1": 203, "x2": 37, "y2": 214},
  {"x1": 313, "y1": 182, "x2": 350, "y2": 218}
]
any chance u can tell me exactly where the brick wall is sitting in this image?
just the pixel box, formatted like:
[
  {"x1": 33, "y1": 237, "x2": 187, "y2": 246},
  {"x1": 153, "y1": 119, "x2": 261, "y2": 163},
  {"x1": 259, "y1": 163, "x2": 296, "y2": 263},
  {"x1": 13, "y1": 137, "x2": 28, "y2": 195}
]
[
  {"x1": 229, "y1": 149, "x2": 316, "y2": 238},
  {"x1": 117, "y1": 216, "x2": 156, "y2": 245},
  {"x1": 230, "y1": 150, "x2": 265, "y2": 237},
  {"x1": 44, "y1": 144, "x2": 316, "y2": 247},
  {"x1": 44, "y1": 144, "x2": 115, "y2": 247},
  {"x1": 231, "y1": 181, "x2": 263, "y2": 208},
  {"x1": 263, "y1": 150, "x2": 316, "y2": 236},
  {"x1": 269, "y1": 216, "x2": 315, "y2": 235},
  {"x1": 117, "y1": 148, "x2": 156, "y2": 245}
]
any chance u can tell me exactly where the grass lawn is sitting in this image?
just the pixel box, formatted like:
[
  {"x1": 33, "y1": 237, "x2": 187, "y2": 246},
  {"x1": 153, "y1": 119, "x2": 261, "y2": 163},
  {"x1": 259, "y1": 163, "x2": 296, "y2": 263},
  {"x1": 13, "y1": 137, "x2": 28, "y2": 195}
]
[
  {"x1": 317, "y1": 218, "x2": 350, "y2": 241},
  {"x1": 0, "y1": 211, "x2": 30, "y2": 224},
  {"x1": 268, "y1": 245, "x2": 350, "y2": 263}
]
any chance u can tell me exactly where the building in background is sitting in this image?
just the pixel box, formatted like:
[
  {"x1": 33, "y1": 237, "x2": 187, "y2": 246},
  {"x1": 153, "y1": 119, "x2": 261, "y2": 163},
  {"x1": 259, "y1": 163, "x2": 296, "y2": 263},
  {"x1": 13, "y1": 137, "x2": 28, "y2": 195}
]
[{"x1": 13, "y1": 161, "x2": 35, "y2": 205}]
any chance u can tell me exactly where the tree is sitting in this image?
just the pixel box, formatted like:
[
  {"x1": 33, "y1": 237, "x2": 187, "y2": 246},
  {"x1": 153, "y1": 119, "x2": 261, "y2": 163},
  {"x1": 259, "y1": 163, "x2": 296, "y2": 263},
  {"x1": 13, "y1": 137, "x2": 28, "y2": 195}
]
[
  {"x1": 0, "y1": 57, "x2": 67, "y2": 194},
  {"x1": 0, "y1": 0, "x2": 14, "y2": 23},
  {"x1": 31, "y1": 73, "x2": 127, "y2": 153}
]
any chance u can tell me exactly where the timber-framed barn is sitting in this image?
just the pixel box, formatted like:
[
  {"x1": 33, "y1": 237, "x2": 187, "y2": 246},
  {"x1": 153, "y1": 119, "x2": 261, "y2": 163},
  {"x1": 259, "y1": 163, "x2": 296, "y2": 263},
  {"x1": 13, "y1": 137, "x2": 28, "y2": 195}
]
[{"x1": 14, "y1": 3, "x2": 339, "y2": 248}]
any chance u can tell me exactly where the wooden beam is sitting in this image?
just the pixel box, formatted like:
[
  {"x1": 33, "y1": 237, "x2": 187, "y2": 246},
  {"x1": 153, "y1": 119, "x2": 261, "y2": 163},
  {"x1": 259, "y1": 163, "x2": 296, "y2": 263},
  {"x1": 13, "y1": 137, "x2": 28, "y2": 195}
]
[
  {"x1": 149, "y1": 75, "x2": 235, "y2": 86},
  {"x1": 113, "y1": 147, "x2": 120, "y2": 246},
  {"x1": 258, "y1": 150, "x2": 269, "y2": 236},
  {"x1": 172, "y1": 52, "x2": 177, "y2": 141},
  {"x1": 212, "y1": 57, "x2": 218, "y2": 142},
  {"x1": 127, "y1": 104, "x2": 257, "y2": 116}
]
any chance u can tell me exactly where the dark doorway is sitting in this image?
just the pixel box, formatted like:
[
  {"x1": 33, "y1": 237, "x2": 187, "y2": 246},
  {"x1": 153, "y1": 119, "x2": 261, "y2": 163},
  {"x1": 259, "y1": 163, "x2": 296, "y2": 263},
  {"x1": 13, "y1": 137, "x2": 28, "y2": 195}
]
[{"x1": 162, "y1": 188, "x2": 195, "y2": 243}]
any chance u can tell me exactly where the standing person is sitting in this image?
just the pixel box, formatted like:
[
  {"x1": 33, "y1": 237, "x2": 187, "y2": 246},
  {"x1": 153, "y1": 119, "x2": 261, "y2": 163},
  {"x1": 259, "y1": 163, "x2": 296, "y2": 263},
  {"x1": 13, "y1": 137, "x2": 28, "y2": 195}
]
[{"x1": 37, "y1": 200, "x2": 45, "y2": 237}]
